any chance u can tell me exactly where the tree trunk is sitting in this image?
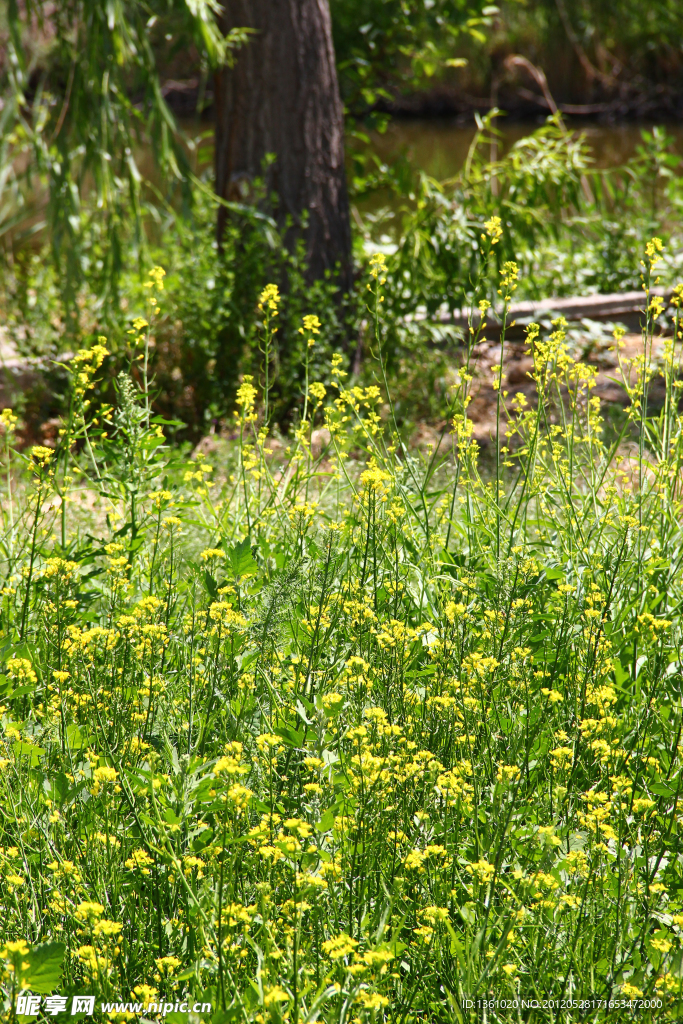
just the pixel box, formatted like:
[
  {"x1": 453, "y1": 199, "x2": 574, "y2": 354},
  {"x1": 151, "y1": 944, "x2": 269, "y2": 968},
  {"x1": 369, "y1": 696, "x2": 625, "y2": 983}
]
[{"x1": 214, "y1": 0, "x2": 352, "y2": 293}]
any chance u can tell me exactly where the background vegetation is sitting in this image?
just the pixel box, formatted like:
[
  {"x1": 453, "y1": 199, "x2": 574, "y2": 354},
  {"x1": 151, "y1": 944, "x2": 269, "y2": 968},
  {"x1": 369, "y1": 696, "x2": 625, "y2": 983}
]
[
  {"x1": 330, "y1": 0, "x2": 683, "y2": 115},
  {"x1": 1, "y1": 0, "x2": 683, "y2": 442}
]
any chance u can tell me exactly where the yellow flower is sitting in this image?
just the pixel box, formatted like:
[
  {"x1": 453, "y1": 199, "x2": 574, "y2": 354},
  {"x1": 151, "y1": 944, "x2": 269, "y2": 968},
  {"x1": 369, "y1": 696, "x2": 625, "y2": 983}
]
[
  {"x1": 125, "y1": 849, "x2": 154, "y2": 875},
  {"x1": 263, "y1": 987, "x2": 289, "y2": 1007},
  {"x1": 468, "y1": 859, "x2": 495, "y2": 884},
  {"x1": 644, "y1": 237, "x2": 663, "y2": 271},
  {"x1": 322, "y1": 932, "x2": 358, "y2": 959},
  {"x1": 156, "y1": 955, "x2": 182, "y2": 972},
  {"x1": 7, "y1": 658, "x2": 37, "y2": 683},
  {"x1": 30, "y1": 445, "x2": 54, "y2": 470},
  {"x1": 227, "y1": 784, "x2": 253, "y2": 811},
  {"x1": 235, "y1": 376, "x2": 258, "y2": 414},
  {"x1": 183, "y1": 856, "x2": 205, "y2": 878},
  {"x1": 483, "y1": 215, "x2": 503, "y2": 244},
  {"x1": 404, "y1": 849, "x2": 427, "y2": 871},
  {"x1": 93, "y1": 920, "x2": 123, "y2": 938},
  {"x1": 356, "y1": 992, "x2": 389, "y2": 1010},
  {"x1": 91, "y1": 766, "x2": 118, "y2": 795},
  {"x1": 359, "y1": 461, "x2": 391, "y2": 493},
  {"x1": 142, "y1": 266, "x2": 165, "y2": 312},
  {"x1": 299, "y1": 314, "x2": 321, "y2": 346},
  {"x1": 363, "y1": 949, "x2": 395, "y2": 971},
  {"x1": 421, "y1": 906, "x2": 449, "y2": 923},
  {"x1": 72, "y1": 343, "x2": 109, "y2": 370},
  {"x1": 258, "y1": 283, "x2": 280, "y2": 314},
  {"x1": 75, "y1": 901, "x2": 104, "y2": 922},
  {"x1": 133, "y1": 986, "x2": 158, "y2": 1004},
  {"x1": 200, "y1": 548, "x2": 225, "y2": 562},
  {"x1": 77, "y1": 945, "x2": 98, "y2": 971},
  {"x1": 0, "y1": 408, "x2": 18, "y2": 432},
  {"x1": 148, "y1": 266, "x2": 166, "y2": 291},
  {"x1": 369, "y1": 252, "x2": 387, "y2": 279},
  {"x1": 499, "y1": 260, "x2": 519, "y2": 295},
  {"x1": 284, "y1": 817, "x2": 313, "y2": 838},
  {"x1": 550, "y1": 746, "x2": 573, "y2": 767},
  {"x1": 1, "y1": 940, "x2": 29, "y2": 957},
  {"x1": 302, "y1": 314, "x2": 321, "y2": 333},
  {"x1": 541, "y1": 688, "x2": 563, "y2": 703}
]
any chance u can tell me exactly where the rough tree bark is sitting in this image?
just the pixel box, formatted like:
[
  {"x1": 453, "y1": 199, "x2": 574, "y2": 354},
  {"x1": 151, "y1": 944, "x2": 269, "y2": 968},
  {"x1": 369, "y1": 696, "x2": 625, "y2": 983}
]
[{"x1": 214, "y1": 0, "x2": 352, "y2": 293}]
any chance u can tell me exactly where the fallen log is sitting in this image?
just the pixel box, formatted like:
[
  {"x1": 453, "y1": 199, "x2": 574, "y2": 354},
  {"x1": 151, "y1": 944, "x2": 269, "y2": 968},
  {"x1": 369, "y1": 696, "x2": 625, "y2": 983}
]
[{"x1": 407, "y1": 286, "x2": 673, "y2": 339}]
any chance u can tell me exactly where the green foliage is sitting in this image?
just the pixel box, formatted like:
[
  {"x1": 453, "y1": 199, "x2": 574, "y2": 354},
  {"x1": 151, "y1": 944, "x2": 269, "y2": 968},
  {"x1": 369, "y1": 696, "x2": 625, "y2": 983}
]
[
  {"x1": 2, "y1": 0, "x2": 683, "y2": 442},
  {"x1": 17, "y1": 943, "x2": 66, "y2": 994},
  {"x1": 0, "y1": 192, "x2": 356, "y2": 437},
  {"x1": 3, "y1": 115, "x2": 683, "y2": 439},
  {"x1": 1, "y1": 245, "x2": 683, "y2": 1020},
  {"x1": 333, "y1": 0, "x2": 683, "y2": 111},
  {"x1": 330, "y1": 0, "x2": 497, "y2": 111},
  {"x1": 0, "y1": 940, "x2": 66, "y2": 1007},
  {"x1": 0, "y1": 0, "x2": 247, "y2": 316},
  {"x1": 357, "y1": 117, "x2": 683, "y2": 376},
  {"x1": 493, "y1": 0, "x2": 683, "y2": 92}
]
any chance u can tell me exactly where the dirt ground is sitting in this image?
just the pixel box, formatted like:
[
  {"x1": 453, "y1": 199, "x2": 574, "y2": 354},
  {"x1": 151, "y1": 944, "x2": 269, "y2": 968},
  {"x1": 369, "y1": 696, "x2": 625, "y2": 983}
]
[{"x1": 412, "y1": 330, "x2": 668, "y2": 452}]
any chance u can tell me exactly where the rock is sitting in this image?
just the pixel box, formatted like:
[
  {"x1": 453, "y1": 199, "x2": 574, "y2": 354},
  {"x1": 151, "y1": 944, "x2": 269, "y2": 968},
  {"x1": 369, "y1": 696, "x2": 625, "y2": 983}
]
[
  {"x1": 311, "y1": 428, "x2": 332, "y2": 458},
  {"x1": 507, "y1": 358, "x2": 534, "y2": 386}
]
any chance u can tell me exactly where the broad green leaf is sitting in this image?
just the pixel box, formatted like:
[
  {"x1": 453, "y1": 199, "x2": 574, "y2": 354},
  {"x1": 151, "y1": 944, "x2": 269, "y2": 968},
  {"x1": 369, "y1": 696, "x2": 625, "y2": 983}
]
[
  {"x1": 66, "y1": 724, "x2": 85, "y2": 750},
  {"x1": 225, "y1": 538, "x2": 258, "y2": 578},
  {"x1": 12, "y1": 741, "x2": 45, "y2": 767},
  {"x1": 273, "y1": 724, "x2": 304, "y2": 747},
  {"x1": 21, "y1": 942, "x2": 66, "y2": 993},
  {"x1": 203, "y1": 571, "x2": 218, "y2": 600}
]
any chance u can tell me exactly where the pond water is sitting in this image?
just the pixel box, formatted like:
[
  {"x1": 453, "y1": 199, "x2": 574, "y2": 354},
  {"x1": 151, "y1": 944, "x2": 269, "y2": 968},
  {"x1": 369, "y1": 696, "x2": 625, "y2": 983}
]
[
  {"x1": 358, "y1": 118, "x2": 683, "y2": 180},
  {"x1": 180, "y1": 117, "x2": 683, "y2": 232},
  {"x1": 181, "y1": 116, "x2": 683, "y2": 186}
]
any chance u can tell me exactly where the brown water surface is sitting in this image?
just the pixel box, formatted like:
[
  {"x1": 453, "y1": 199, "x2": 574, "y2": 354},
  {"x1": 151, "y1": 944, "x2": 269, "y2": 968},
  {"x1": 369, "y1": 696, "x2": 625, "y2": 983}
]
[
  {"x1": 179, "y1": 117, "x2": 683, "y2": 187},
  {"x1": 358, "y1": 118, "x2": 683, "y2": 181}
]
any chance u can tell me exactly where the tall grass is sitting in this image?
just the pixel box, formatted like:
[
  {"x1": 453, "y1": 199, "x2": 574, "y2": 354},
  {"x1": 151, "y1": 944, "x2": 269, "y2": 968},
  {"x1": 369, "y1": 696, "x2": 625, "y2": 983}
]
[{"x1": 1, "y1": 243, "x2": 683, "y2": 1023}]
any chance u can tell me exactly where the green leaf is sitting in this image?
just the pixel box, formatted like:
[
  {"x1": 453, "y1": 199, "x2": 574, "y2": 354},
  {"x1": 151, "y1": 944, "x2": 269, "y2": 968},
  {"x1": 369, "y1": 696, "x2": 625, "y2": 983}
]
[
  {"x1": 7, "y1": 684, "x2": 36, "y2": 700},
  {"x1": 613, "y1": 659, "x2": 630, "y2": 687},
  {"x1": 12, "y1": 741, "x2": 45, "y2": 767},
  {"x1": 21, "y1": 942, "x2": 66, "y2": 993},
  {"x1": 273, "y1": 724, "x2": 304, "y2": 747},
  {"x1": 316, "y1": 808, "x2": 336, "y2": 832},
  {"x1": 458, "y1": 904, "x2": 476, "y2": 926},
  {"x1": 175, "y1": 966, "x2": 196, "y2": 982},
  {"x1": 139, "y1": 436, "x2": 166, "y2": 450},
  {"x1": 204, "y1": 571, "x2": 218, "y2": 600},
  {"x1": 652, "y1": 781, "x2": 678, "y2": 798},
  {"x1": 225, "y1": 538, "x2": 258, "y2": 578},
  {"x1": 66, "y1": 724, "x2": 85, "y2": 750},
  {"x1": 151, "y1": 416, "x2": 186, "y2": 428},
  {"x1": 51, "y1": 773, "x2": 70, "y2": 805}
]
